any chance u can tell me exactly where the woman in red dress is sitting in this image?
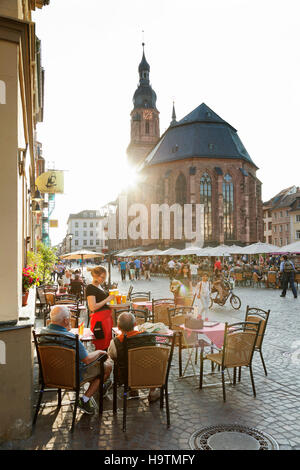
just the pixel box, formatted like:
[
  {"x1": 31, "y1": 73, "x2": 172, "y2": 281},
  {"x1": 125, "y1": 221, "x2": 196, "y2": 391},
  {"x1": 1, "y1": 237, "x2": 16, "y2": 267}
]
[{"x1": 86, "y1": 266, "x2": 115, "y2": 350}]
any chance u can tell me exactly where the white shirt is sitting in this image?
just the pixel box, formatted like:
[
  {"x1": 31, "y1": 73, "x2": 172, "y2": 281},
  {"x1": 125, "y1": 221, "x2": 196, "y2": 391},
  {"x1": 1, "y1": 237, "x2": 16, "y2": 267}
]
[
  {"x1": 168, "y1": 260, "x2": 175, "y2": 268},
  {"x1": 190, "y1": 264, "x2": 198, "y2": 275}
]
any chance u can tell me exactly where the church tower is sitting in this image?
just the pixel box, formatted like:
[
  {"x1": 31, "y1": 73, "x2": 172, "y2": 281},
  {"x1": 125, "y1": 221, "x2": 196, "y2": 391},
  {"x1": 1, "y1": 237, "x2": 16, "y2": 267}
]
[{"x1": 127, "y1": 43, "x2": 160, "y2": 166}]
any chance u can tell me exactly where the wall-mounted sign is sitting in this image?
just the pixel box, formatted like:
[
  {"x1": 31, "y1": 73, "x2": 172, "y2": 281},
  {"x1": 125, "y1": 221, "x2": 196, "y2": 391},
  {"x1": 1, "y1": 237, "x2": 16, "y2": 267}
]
[
  {"x1": 50, "y1": 220, "x2": 58, "y2": 228},
  {"x1": 36, "y1": 170, "x2": 64, "y2": 194}
]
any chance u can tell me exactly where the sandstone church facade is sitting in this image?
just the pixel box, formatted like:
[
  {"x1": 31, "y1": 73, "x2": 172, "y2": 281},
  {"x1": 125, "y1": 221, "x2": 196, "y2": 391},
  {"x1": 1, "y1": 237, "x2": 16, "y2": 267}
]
[{"x1": 112, "y1": 45, "x2": 263, "y2": 251}]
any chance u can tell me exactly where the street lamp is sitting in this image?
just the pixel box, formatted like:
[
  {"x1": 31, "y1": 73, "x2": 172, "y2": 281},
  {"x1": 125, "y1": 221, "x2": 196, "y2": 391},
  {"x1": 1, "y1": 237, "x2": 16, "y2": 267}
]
[{"x1": 68, "y1": 233, "x2": 73, "y2": 253}]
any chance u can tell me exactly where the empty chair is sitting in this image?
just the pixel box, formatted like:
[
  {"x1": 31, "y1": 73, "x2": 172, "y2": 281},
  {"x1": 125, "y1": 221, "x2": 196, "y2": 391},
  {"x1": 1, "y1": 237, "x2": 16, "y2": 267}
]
[
  {"x1": 199, "y1": 321, "x2": 261, "y2": 402},
  {"x1": 152, "y1": 299, "x2": 175, "y2": 326},
  {"x1": 244, "y1": 305, "x2": 270, "y2": 376},
  {"x1": 130, "y1": 291, "x2": 151, "y2": 302}
]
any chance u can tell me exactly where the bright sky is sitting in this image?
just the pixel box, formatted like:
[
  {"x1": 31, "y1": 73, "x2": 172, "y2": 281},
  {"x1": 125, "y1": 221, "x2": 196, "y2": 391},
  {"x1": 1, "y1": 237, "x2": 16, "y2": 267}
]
[{"x1": 33, "y1": 0, "x2": 300, "y2": 246}]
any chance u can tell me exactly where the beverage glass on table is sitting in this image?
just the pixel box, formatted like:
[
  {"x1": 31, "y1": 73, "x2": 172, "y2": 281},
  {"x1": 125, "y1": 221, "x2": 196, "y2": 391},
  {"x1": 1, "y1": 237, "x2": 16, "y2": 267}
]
[
  {"x1": 116, "y1": 294, "x2": 122, "y2": 304},
  {"x1": 121, "y1": 295, "x2": 127, "y2": 304}
]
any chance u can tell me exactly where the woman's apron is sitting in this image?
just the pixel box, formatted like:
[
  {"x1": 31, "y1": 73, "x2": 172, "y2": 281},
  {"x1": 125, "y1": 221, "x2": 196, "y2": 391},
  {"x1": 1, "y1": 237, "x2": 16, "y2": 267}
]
[{"x1": 90, "y1": 308, "x2": 113, "y2": 350}]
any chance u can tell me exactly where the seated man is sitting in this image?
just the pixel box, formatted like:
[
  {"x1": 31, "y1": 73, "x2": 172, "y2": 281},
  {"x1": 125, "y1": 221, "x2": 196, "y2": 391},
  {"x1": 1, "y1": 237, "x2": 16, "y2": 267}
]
[
  {"x1": 40, "y1": 305, "x2": 112, "y2": 415},
  {"x1": 69, "y1": 274, "x2": 83, "y2": 298},
  {"x1": 108, "y1": 312, "x2": 160, "y2": 404}
]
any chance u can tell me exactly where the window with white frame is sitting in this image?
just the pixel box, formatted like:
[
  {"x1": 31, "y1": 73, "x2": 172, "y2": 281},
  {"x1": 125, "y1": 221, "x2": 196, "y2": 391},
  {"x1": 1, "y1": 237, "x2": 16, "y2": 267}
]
[
  {"x1": 296, "y1": 215, "x2": 300, "y2": 222},
  {"x1": 296, "y1": 231, "x2": 300, "y2": 239},
  {"x1": 83, "y1": 240, "x2": 87, "y2": 245}
]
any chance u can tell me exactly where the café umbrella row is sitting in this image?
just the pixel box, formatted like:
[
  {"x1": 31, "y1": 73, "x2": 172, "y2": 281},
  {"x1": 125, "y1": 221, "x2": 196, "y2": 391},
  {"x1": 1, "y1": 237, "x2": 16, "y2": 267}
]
[{"x1": 115, "y1": 241, "x2": 300, "y2": 258}]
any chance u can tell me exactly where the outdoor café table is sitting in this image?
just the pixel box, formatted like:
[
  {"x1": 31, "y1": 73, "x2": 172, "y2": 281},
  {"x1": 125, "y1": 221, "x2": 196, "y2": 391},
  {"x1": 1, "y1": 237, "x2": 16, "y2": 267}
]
[
  {"x1": 70, "y1": 327, "x2": 95, "y2": 343},
  {"x1": 132, "y1": 301, "x2": 152, "y2": 311},
  {"x1": 112, "y1": 325, "x2": 174, "y2": 339},
  {"x1": 178, "y1": 322, "x2": 227, "y2": 385}
]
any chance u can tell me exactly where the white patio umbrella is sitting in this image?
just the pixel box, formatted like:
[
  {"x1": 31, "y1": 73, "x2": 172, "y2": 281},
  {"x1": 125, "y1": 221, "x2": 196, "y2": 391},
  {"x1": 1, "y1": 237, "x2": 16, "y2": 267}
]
[
  {"x1": 161, "y1": 248, "x2": 184, "y2": 256},
  {"x1": 237, "y1": 242, "x2": 279, "y2": 255},
  {"x1": 208, "y1": 244, "x2": 241, "y2": 257},
  {"x1": 60, "y1": 249, "x2": 104, "y2": 275},
  {"x1": 277, "y1": 241, "x2": 300, "y2": 253}
]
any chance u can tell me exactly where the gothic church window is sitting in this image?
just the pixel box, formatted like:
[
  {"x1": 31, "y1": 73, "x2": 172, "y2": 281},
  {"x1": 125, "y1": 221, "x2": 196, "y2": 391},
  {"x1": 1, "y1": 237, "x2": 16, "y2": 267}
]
[
  {"x1": 223, "y1": 173, "x2": 234, "y2": 240},
  {"x1": 200, "y1": 173, "x2": 212, "y2": 240},
  {"x1": 175, "y1": 173, "x2": 187, "y2": 205}
]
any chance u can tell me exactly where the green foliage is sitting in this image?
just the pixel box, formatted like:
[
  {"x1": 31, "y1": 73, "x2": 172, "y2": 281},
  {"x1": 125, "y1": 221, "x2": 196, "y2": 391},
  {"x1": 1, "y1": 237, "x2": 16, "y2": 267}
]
[{"x1": 27, "y1": 242, "x2": 58, "y2": 284}]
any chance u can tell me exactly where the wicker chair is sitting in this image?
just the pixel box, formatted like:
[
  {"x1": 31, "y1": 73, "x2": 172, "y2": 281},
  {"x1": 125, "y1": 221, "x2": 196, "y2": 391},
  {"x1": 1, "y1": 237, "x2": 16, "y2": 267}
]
[
  {"x1": 243, "y1": 305, "x2": 270, "y2": 376},
  {"x1": 234, "y1": 272, "x2": 244, "y2": 287},
  {"x1": 112, "y1": 333, "x2": 175, "y2": 431},
  {"x1": 199, "y1": 321, "x2": 261, "y2": 401},
  {"x1": 32, "y1": 331, "x2": 107, "y2": 432},
  {"x1": 252, "y1": 272, "x2": 262, "y2": 288},
  {"x1": 111, "y1": 307, "x2": 149, "y2": 328},
  {"x1": 152, "y1": 299, "x2": 175, "y2": 326},
  {"x1": 267, "y1": 272, "x2": 277, "y2": 288},
  {"x1": 130, "y1": 291, "x2": 151, "y2": 302}
]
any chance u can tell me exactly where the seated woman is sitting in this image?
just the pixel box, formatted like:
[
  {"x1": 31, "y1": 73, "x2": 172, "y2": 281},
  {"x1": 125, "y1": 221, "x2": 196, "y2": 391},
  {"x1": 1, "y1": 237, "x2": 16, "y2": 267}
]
[
  {"x1": 86, "y1": 267, "x2": 115, "y2": 351},
  {"x1": 70, "y1": 274, "x2": 83, "y2": 298}
]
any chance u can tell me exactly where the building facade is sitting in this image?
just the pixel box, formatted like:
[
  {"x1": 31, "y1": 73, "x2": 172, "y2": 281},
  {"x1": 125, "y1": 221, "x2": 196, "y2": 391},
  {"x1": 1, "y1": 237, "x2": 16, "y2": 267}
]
[
  {"x1": 263, "y1": 186, "x2": 300, "y2": 246},
  {"x1": 66, "y1": 210, "x2": 107, "y2": 253},
  {"x1": 111, "y1": 46, "x2": 263, "y2": 251},
  {"x1": 0, "y1": 0, "x2": 49, "y2": 442}
]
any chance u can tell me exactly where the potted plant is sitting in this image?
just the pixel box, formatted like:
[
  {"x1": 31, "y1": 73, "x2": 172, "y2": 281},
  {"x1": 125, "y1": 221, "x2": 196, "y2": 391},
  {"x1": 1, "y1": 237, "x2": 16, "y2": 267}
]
[{"x1": 22, "y1": 265, "x2": 40, "y2": 306}]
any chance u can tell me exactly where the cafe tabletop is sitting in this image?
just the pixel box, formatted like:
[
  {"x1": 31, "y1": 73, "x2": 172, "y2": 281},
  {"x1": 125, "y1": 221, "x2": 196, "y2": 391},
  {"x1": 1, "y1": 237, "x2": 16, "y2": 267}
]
[
  {"x1": 179, "y1": 322, "x2": 225, "y2": 349},
  {"x1": 112, "y1": 326, "x2": 174, "y2": 337},
  {"x1": 109, "y1": 302, "x2": 132, "y2": 309},
  {"x1": 70, "y1": 327, "x2": 94, "y2": 342},
  {"x1": 132, "y1": 301, "x2": 152, "y2": 311}
]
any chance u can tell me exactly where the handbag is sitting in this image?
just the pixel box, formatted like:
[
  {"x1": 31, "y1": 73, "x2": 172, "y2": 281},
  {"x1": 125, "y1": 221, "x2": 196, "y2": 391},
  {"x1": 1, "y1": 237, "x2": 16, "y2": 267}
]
[
  {"x1": 185, "y1": 314, "x2": 203, "y2": 330},
  {"x1": 93, "y1": 321, "x2": 105, "y2": 339}
]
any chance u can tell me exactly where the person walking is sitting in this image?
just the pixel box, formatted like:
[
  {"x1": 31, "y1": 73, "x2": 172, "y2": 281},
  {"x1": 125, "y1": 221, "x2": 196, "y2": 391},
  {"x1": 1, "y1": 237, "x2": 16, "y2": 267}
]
[
  {"x1": 195, "y1": 273, "x2": 211, "y2": 319},
  {"x1": 120, "y1": 260, "x2": 127, "y2": 281},
  {"x1": 280, "y1": 255, "x2": 297, "y2": 298},
  {"x1": 134, "y1": 258, "x2": 141, "y2": 280}
]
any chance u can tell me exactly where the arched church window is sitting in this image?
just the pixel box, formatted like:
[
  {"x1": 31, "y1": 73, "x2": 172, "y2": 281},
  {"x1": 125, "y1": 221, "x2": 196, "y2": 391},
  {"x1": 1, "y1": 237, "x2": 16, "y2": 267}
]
[
  {"x1": 200, "y1": 173, "x2": 212, "y2": 240},
  {"x1": 175, "y1": 173, "x2": 187, "y2": 205},
  {"x1": 157, "y1": 178, "x2": 165, "y2": 204},
  {"x1": 223, "y1": 173, "x2": 234, "y2": 240},
  {"x1": 145, "y1": 121, "x2": 150, "y2": 134}
]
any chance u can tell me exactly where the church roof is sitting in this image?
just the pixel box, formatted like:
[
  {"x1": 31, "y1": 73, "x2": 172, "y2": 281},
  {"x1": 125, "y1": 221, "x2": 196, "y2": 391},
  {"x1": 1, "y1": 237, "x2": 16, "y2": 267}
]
[{"x1": 143, "y1": 103, "x2": 257, "y2": 168}]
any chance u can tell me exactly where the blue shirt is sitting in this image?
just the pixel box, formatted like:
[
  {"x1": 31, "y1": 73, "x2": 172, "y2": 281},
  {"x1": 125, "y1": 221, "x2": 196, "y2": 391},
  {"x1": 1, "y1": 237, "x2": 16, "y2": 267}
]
[
  {"x1": 120, "y1": 261, "x2": 126, "y2": 270},
  {"x1": 39, "y1": 324, "x2": 88, "y2": 380},
  {"x1": 280, "y1": 261, "x2": 295, "y2": 272},
  {"x1": 134, "y1": 259, "x2": 141, "y2": 269}
]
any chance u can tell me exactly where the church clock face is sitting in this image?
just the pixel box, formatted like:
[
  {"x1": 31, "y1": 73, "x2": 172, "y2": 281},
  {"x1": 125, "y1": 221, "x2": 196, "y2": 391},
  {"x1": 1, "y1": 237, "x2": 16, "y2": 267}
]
[{"x1": 143, "y1": 110, "x2": 153, "y2": 120}]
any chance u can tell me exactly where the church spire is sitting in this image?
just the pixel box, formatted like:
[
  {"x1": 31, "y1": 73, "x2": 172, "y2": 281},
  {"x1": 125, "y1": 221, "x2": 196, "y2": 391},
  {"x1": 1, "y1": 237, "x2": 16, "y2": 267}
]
[
  {"x1": 138, "y1": 42, "x2": 150, "y2": 84},
  {"x1": 170, "y1": 101, "x2": 177, "y2": 126}
]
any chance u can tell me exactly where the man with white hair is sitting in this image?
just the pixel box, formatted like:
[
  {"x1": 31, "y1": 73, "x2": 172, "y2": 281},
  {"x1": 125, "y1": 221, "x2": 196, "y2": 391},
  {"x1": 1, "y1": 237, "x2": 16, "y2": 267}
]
[{"x1": 40, "y1": 305, "x2": 112, "y2": 415}]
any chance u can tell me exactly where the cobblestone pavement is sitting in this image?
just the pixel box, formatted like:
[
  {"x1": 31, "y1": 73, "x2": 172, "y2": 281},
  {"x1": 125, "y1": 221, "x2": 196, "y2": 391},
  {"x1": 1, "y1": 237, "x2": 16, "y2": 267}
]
[{"x1": 1, "y1": 266, "x2": 300, "y2": 450}]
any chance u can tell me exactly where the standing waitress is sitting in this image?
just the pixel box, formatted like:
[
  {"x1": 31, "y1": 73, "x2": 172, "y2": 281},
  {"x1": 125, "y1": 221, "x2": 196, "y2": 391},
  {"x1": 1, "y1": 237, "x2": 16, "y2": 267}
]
[{"x1": 86, "y1": 267, "x2": 115, "y2": 351}]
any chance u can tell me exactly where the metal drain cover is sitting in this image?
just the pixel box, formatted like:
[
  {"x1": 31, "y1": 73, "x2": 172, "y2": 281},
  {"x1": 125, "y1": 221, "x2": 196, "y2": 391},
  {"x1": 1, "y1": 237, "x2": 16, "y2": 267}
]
[{"x1": 189, "y1": 424, "x2": 279, "y2": 450}]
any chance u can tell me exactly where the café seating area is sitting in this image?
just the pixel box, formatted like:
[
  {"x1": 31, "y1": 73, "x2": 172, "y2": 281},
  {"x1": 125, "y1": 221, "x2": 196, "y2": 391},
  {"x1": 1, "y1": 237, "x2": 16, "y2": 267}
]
[{"x1": 32, "y1": 282, "x2": 272, "y2": 433}]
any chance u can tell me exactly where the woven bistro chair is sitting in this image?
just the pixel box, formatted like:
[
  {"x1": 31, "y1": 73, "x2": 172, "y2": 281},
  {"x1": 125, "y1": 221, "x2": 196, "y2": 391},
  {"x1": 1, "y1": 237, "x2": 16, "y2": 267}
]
[
  {"x1": 252, "y1": 272, "x2": 262, "y2": 288},
  {"x1": 130, "y1": 291, "x2": 151, "y2": 302},
  {"x1": 111, "y1": 307, "x2": 149, "y2": 328},
  {"x1": 234, "y1": 272, "x2": 244, "y2": 287},
  {"x1": 36, "y1": 287, "x2": 50, "y2": 319},
  {"x1": 243, "y1": 305, "x2": 270, "y2": 376},
  {"x1": 112, "y1": 332, "x2": 175, "y2": 431},
  {"x1": 199, "y1": 321, "x2": 261, "y2": 402},
  {"x1": 152, "y1": 298, "x2": 175, "y2": 326},
  {"x1": 267, "y1": 272, "x2": 277, "y2": 288},
  {"x1": 32, "y1": 331, "x2": 107, "y2": 432}
]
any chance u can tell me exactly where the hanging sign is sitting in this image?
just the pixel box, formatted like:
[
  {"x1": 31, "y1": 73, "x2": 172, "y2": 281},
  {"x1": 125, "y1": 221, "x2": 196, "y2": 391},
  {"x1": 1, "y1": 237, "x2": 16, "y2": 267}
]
[{"x1": 36, "y1": 170, "x2": 64, "y2": 194}]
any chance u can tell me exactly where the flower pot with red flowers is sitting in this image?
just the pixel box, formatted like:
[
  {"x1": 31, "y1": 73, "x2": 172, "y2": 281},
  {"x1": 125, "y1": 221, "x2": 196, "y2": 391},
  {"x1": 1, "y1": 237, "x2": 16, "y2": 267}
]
[{"x1": 22, "y1": 266, "x2": 40, "y2": 306}]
